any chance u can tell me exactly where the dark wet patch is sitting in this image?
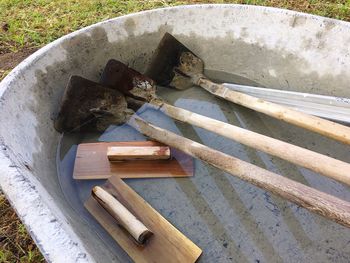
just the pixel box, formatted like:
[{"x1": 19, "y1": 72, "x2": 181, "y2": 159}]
[
  {"x1": 124, "y1": 18, "x2": 136, "y2": 36},
  {"x1": 289, "y1": 15, "x2": 307, "y2": 28}
]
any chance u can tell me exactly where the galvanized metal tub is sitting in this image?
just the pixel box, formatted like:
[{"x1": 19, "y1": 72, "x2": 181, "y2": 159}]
[{"x1": 0, "y1": 4, "x2": 349, "y2": 262}]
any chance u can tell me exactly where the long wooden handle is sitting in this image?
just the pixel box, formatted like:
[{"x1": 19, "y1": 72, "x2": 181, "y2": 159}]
[
  {"x1": 92, "y1": 186, "x2": 153, "y2": 244},
  {"x1": 150, "y1": 101, "x2": 350, "y2": 186},
  {"x1": 223, "y1": 82, "x2": 350, "y2": 123},
  {"x1": 197, "y1": 78, "x2": 350, "y2": 145},
  {"x1": 129, "y1": 116, "x2": 350, "y2": 228}
]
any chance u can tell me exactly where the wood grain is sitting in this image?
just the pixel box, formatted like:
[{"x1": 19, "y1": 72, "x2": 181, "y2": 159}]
[
  {"x1": 198, "y1": 78, "x2": 350, "y2": 145},
  {"x1": 85, "y1": 177, "x2": 202, "y2": 263},
  {"x1": 131, "y1": 116, "x2": 350, "y2": 228},
  {"x1": 154, "y1": 101, "x2": 350, "y2": 186},
  {"x1": 73, "y1": 141, "x2": 193, "y2": 180},
  {"x1": 92, "y1": 186, "x2": 153, "y2": 244},
  {"x1": 107, "y1": 146, "x2": 170, "y2": 161}
]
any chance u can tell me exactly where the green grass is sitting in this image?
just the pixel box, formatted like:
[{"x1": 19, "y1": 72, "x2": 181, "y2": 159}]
[
  {"x1": 1, "y1": 1, "x2": 350, "y2": 53},
  {"x1": 0, "y1": 0, "x2": 181, "y2": 52},
  {"x1": 0, "y1": 0, "x2": 349, "y2": 262},
  {"x1": 0, "y1": 69, "x2": 11, "y2": 81}
]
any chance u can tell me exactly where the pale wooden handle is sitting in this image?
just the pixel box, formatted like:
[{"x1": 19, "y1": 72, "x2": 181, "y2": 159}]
[
  {"x1": 197, "y1": 78, "x2": 350, "y2": 145},
  {"x1": 152, "y1": 101, "x2": 350, "y2": 186},
  {"x1": 130, "y1": 116, "x2": 350, "y2": 228},
  {"x1": 223, "y1": 82, "x2": 350, "y2": 123},
  {"x1": 107, "y1": 146, "x2": 170, "y2": 161},
  {"x1": 92, "y1": 186, "x2": 153, "y2": 244}
]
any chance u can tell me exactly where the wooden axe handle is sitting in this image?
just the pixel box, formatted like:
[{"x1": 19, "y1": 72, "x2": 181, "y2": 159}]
[
  {"x1": 197, "y1": 78, "x2": 350, "y2": 145},
  {"x1": 153, "y1": 101, "x2": 350, "y2": 186},
  {"x1": 130, "y1": 116, "x2": 350, "y2": 228}
]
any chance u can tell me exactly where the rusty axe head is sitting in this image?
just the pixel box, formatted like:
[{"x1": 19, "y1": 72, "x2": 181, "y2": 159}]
[
  {"x1": 145, "y1": 33, "x2": 204, "y2": 90},
  {"x1": 100, "y1": 59, "x2": 161, "y2": 111},
  {"x1": 54, "y1": 76, "x2": 130, "y2": 132}
]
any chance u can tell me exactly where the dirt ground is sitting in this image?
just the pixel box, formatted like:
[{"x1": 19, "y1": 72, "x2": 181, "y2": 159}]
[{"x1": 0, "y1": 48, "x2": 37, "y2": 70}]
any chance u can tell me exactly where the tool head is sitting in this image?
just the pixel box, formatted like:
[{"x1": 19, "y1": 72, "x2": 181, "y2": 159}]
[
  {"x1": 145, "y1": 33, "x2": 204, "y2": 90},
  {"x1": 100, "y1": 59, "x2": 158, "y2": 111},
  {"x1": 100, "y1": 59, "x2": 153, "y2": 98},
  {"x1": 54, "y1": 76, "x2": 130, "y2": 132}
]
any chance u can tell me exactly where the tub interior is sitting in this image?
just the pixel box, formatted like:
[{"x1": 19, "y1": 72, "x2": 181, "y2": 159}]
[
  {"x1": 58, "y1": 69, "x2": 350, "y2": 262},
  {"x1": 1, "y1": 5, "x2": 350, "y2": 262}
]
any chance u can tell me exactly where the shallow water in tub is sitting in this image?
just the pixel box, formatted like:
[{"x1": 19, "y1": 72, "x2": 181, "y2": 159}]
[{"x1": 57, "y1": 70, "x2": 350, "y2": 262}]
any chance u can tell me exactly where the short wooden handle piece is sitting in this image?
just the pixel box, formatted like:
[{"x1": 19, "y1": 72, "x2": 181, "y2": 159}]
[
  {"x1": 92, "y1": 186, "x2": 153, "y2": 244},
  {"x1": 107, "y1": 146, "x2": 170, "y2": 161},
  {"x1": 130, "y1": 116, "x2": 350, "y2": 228},
  {"x1": 198, "y1": 78, "x2": 350, "y2": 145}
]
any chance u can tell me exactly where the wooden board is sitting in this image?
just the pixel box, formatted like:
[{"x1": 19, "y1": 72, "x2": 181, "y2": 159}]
[
  {"x1": 73, "y1": 141, "x2": 193, "y2": 179},
  {"x1": 85, "y1": 177, "x2": 202, "y2": 263},
  {"x1": 107, "y1": 146, "x2": 170, "y2": 161}
]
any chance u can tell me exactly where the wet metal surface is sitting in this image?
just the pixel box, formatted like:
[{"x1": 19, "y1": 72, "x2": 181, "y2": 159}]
[{"x1": 58, "y1": 71, "x2": 350, "y2": 262}]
